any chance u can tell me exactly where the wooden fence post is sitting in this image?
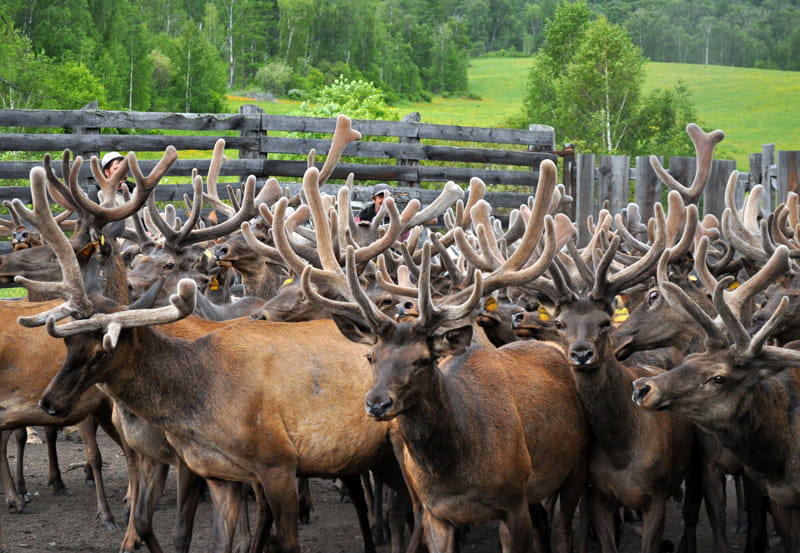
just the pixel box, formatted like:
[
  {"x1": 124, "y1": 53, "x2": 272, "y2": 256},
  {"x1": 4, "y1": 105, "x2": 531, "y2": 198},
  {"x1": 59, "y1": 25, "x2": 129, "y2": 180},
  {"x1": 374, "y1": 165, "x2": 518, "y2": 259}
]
[
  {"x1": 777, "y1": 150, "x2": 800, "y2": 204},
  {"x1": 239, "y1": 104, "x2": 265, "y2": 188},
  {"x1": 575, "y1": 153, "x2": 595, "y2": 247},
  {"x1": 703, "y1": 160, "x2": 737, "y2": 218},
  {"x1": 634, "y1": 156, "x2": 663, "y2": 222},
  {"x1": 528, "y1": 124, "x2": 555, "y2": 194},
  {"x1": 73, "y1": 100, "x2": 100, "y2": 197},
  {"x1": 762, "y1": 144, "x2": 776, "y2": 206},
  {"x1": 598, "y1": 155, "x2": 629, "y2": 217},
  {"x1": 397, "y1": 112, "x2": 421, "y2": 188}
]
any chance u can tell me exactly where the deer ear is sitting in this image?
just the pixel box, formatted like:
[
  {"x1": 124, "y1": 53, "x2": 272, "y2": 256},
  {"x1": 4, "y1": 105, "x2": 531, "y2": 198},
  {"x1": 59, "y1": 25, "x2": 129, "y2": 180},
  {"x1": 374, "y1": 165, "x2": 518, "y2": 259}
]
[
  {"x1": 432, "y1": 325, "x2": 473, "y2": 358},
  {"x1": 329, "y1": 314, "x2": 377, "y2": 346}
]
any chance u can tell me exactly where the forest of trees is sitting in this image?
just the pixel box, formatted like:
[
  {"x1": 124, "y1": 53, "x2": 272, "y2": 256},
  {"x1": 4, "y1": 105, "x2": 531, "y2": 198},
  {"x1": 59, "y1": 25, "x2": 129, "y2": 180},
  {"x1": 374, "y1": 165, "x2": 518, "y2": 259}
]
[{"x1": 1, "y1": 0, "x2": 798, "y2": 114}]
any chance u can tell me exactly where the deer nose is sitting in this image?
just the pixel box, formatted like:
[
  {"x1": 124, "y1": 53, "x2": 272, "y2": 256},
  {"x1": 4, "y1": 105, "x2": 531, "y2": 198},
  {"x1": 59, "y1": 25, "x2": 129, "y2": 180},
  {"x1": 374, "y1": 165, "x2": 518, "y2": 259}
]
[
  {"x1": 570, "y1": 345, "x2": 594, "y2": 365},
  {"x1": 39, "y1": 397, "x2": 59, "y2": 417},
  {"x1": 631, "y1": 380, "x2": 652, "y2": 406},
  {"x1": 511, "y1": 312, "x2": 525, "y2": 328},
  {"x1": 365, "y1": 396, "x2": 394, "y2": 419}
]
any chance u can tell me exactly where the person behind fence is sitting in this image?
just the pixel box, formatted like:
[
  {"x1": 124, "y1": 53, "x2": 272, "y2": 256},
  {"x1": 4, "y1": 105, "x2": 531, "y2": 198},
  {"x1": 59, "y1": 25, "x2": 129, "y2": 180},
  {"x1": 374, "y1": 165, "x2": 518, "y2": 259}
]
[
  {"x1": 356, "y1": 183, "x2": 391, "y2": 224},
  {"x1": 100, "y1": 151, "x2": 136, "y2": 194}
]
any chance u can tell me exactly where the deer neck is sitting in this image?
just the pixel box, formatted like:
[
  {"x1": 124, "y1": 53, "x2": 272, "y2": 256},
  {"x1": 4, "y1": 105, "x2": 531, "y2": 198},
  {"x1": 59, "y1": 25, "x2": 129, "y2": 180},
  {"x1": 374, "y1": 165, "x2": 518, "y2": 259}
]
[{"x1": 395, "y1": 363, "x2": 468, "y2": 476}]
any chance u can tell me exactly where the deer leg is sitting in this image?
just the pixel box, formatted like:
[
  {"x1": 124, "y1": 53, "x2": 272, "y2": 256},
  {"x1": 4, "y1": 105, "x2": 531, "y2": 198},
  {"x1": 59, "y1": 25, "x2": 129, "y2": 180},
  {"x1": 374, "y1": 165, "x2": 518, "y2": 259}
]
[
  {"x1": 132, "y1": 455, "x2": 169, "y2": 553},
  {"x1": 588, "y1": 490, "x2": 618, "y2": 553},
  {"x1": 39, "y1": 426, "x2": 67, "y2": 494},
  {"x1": 552, "y1": 458, "x2": 587, "y2": 553},
  {"x1": 743, "y1": 477, "x2": 768, "y2": 553},
  {"x1": 639, "y1": 499, "x2": 667, "y2": 553},
  {"x1": 206, "y1": 479, "x2": 244, "y2": 553},
  {"x1": 174, "y1": 459, "x2": 204, "y2": 553},
  {"x1": 697, "y1": 459, "x2": 730, "y2": 553},
  {"x1": 248, "y1": 483, "x2": 275, "y2": 553},
  {"x1": 77, "y1": 417, "x2": 118, "y2": 530},
  {"x1": 258, "y1": 465, "x2": 301, "y2": 553},
  {"x1": 676, "y1": 452, "x2": 703, "y2": 553},
  {"x1": 13, "y1": 428, "x2": 31, "y2": 500},
  {"x1": 423, "y1": 510, "x2": 458, "y2": 553},
  {"x1": 768, "y1": 501, "x2": 799, "y2": 553},
  {"x1": 0, "y1": 431, "x2": 29, "y2": 513},
  {"x1": 341, "y1": 473, "x2": 378, "y2": 553},
  {"x1": 297, "y1": 476, "x2": 313, "y2": 524},
  {"x1": 119, "y1": 444, "x2": 142, "y2": 553}
]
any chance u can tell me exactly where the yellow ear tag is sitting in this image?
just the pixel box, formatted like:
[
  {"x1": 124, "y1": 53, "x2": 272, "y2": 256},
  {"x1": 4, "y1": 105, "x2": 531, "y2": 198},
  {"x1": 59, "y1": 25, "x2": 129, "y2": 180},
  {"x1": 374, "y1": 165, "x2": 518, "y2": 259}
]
[
  {"x1": 484, "y1": 296, "x2": 498, "y2": 312},
  {"x1": 204, "y1": 248, "x2": 214, "y2": 259},
  {"x1": 612, "y1": 307, "x2": 629, "y2": 323},
  {"x1": 538, "y1": 306, "x2": 550, "y2": 321},
  {"x1": 688, "y1": 275, "x2": 698, "y2": 282},
  {"x1": 283, "y1": 277, "x2": 294, "y2": 286},
  {"x1": 100, "y1": 235, "x2": 105, "y2": 246},
  {"x1": 209, "y1": 277, "x2": 219, "y2": 291},
  {"x1": 79, "y1": 242, "x2": 99, "y2": 258},
  {"x1": 727, "y1": 279, "x2": 740, "y2": 290}
]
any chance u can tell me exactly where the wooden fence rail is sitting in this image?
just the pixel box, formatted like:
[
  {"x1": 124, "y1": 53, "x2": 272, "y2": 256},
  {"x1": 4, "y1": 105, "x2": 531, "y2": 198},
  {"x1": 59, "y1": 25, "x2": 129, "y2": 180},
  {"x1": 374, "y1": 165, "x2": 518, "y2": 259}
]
[{"x1": 1, "y1": 105, "x2": 799, "y2": 248}]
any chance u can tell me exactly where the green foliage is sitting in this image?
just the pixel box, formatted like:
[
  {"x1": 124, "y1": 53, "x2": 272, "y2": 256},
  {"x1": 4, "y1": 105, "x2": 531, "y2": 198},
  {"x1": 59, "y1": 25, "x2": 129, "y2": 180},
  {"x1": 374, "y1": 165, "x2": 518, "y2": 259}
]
[
  {"x1": 293, "y1": 76, "x2": 396, "y2": 120},
  {"x1": 255, "y1": 61, "x2": 294, "y2": 95}
]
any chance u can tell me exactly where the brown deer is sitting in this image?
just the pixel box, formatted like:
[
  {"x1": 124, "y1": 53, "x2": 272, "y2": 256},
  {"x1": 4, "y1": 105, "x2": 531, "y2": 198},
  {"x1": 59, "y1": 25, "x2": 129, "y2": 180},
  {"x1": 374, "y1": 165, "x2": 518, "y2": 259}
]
[
  {"x1": 288, "y1": 160, "x2": 589, "y2": 553},
  {"x1": 632, "y1": 244, "x2": 800, "y2": 553},
  {"x1": 529, "y1": 200, "x2": 711, "y2": 553},
  {"x1": 23, "y1": 163, "x2": 417, "y2": 553}
]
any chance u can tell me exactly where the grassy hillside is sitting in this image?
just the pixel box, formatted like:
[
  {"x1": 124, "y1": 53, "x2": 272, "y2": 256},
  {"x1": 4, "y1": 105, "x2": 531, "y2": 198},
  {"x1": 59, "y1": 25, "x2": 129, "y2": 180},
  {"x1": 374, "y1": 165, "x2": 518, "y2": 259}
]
[{"x1": 229, "y1": 59, "x2": 800, "y2": 169}]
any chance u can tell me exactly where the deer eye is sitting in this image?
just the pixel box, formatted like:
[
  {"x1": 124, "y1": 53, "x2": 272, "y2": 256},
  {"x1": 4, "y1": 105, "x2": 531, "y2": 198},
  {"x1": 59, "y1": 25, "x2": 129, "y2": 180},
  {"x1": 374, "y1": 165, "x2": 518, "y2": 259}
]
[
  {"x1": 553, "y1": 320, "x2": 564, "y2": 330},
  {"x1": 164, "y1": 262, "x2": 175, "y2": 270},
  {"x1": 92, "y1": 350, "x2": 107, "y2": 363},
  {"x1": 707, "y1": 374, "x2": 727, "y2": 385},
  {"x1": 365, "y1": 353, "x2": 374, "y2": 363},
  {"x1": 648, "y1": 290, "x2": 660, "y2": 305}
]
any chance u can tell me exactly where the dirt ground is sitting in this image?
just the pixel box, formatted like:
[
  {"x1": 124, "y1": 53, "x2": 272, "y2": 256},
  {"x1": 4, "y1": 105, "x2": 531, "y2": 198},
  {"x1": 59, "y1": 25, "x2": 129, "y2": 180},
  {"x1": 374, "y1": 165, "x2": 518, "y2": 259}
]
[{"x1": 0, "y1": 427, "x2": 777, "y2": 553}]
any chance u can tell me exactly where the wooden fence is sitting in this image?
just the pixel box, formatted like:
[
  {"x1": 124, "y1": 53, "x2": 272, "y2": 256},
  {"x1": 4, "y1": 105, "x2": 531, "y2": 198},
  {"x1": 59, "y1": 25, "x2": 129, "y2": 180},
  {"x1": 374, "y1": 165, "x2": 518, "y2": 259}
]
[
  {"x1": 0, "y1": 104, "x2": 556, "y2": 210},
  {"x1": 1, "y1": 104, "x2": 799, "y2": 248}
]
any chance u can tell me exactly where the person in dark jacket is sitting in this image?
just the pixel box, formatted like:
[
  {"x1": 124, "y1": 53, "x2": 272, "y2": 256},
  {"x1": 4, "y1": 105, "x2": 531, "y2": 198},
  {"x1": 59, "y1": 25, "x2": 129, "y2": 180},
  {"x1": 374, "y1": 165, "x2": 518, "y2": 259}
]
[{"x1": 356, "y1": 183, "x2": 391, "y2": 224}]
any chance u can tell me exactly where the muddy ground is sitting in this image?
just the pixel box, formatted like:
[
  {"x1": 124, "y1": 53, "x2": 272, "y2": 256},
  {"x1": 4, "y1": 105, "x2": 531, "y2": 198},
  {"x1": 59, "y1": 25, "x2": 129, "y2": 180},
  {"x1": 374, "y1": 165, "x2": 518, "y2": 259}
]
[{"x1": 0, "y1": 427, "x2": 777, "y2": 552}]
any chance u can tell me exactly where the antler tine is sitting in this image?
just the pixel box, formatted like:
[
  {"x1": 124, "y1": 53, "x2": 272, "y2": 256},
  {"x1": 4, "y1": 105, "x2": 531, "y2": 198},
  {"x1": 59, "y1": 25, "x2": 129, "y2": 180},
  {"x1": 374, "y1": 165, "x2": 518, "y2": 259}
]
[
  {"x1": 181, "y1": 174, "x2": 257, "y2": 245},
  {"x1": 78, "y1": 147, "x2": 178, "y2": 227},
  {"x1": 614, "y1": 213, "x2": 650, "y2": 254},
  {"x1": 402, "y1": 181, "x2": 464, "y2": 233},
  {"x1": 302, "y1": 166, "x2": 341, "y2": 272},
  {"x1": 659, "y1": 278, "x2": 726, "y2": 347},
  {"x1": 200, "y1": 139, "x2": 234, "y2": 217},
  {"x1": 748, "y1": 296, "x2": 790, "y2": 358},
  {"x1": 581, "y1": 210, "x2": 612, "y2": 265},
  {"x1": 13, "y1": 167, "x2": 94, "y2": 326},
  {"x1": 453, "y1": 224, "x2": 495, "y2": 273},
  {"x1": 727, "y1": 245, "x2": 790, "y2": 321},
  {"x1": 650, "y1": 123, "x2": 725, "y2": 204},
  {"x1": 461, "y1": 177, "x2": 486, "y2": 230},
  {"x1": 430, "y1": 231, "x2": 465, "y2": 287},
  {"x1": 42, "y1": 151, "x2": 80, "y2": 213},
  {"x1": 91, "y1": 155, "x2": 131, "y2": 205},
  {"x1": 667, "y1": 203, "x2": 699, "y2": 263},
  {"x1": 318, "y1": 115, "x2": 362, "y2": 186},
  {"x1": 253, "y1": 177, "x2": 284, "y2": 207},
  {"x1": 416, "y1": 242, "x2": 484, "y2": 332},
  {"x1": 665, "y1": 190, "x2": 687, "y2": 247},
  {"x1": 299, "y1": 263, "x2": 372, "y2": 328},
  {"x1": 478, "y1": 215, "x2": 557, "y2": 296},
  {"x1": 507, "y1": 159, "x2": 557, "y2": 269},
  {"x1": 46, "y1": 278, "x2": 197, "y2": 348},
  {"x1": 600, "y1": 203, "x2": 667, "y2": 300},
  {"x1": 374, "y1": 255, "x2": 419, "y2": 298},
  {"x1": 713, "y1": 275, "x2": 751, "y2": 353},
  {"x1": 345, "y1": 246, "x2": 395, "y2": 332}
]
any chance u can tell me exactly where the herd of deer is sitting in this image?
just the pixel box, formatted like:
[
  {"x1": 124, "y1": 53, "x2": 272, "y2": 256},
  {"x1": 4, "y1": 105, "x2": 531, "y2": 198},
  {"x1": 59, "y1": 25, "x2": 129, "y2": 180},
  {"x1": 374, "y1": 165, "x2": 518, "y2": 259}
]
[{"x1": 0, "y1": 114, "x2": 797, "y2": 553}]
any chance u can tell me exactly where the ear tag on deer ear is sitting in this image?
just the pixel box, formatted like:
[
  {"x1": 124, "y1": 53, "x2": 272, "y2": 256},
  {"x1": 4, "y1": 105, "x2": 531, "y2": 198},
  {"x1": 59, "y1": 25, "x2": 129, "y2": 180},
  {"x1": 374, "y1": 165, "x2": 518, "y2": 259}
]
[
  {"x1": 538, "y1": 306, "x2": 550, "y2": 321},
  {"x1": 727, "y1": 279, "x2": 740, "y2": 290},
  {"x1": 283, "y1": 277, "x2": 294, "y2": 286},
  {"x1": 613, "y1": 306, "x2": 629, "y2": 323},
  {"x1": 80, "y1": 242, "x2": 99, "y2": 258},
  {"x1": 100, "y1": 235, "x2": 105, "y2": 246},
  {"x1": 204, "y1": 248, "x2": 214, "y2": 259},
  {"x1": 209, "y1": 277, "x2": 219, "y2": 291},
  {"x1": 484, "y1": 296, "x2": 498, "y2": 312}
]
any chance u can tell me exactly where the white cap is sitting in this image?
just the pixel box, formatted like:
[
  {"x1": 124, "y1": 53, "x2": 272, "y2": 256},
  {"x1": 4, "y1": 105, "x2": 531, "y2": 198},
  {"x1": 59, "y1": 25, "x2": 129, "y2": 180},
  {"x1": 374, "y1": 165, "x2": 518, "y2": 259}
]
[{"x1": 101, "y1": 151, "x2": 124, "y2": 171}]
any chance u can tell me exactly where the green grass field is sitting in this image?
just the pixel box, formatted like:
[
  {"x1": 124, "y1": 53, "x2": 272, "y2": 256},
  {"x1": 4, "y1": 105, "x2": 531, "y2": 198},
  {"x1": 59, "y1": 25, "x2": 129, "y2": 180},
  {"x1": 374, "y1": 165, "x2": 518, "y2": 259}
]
[{"x1": 228, "y1": 59, "x2": 800, "y2": 169}]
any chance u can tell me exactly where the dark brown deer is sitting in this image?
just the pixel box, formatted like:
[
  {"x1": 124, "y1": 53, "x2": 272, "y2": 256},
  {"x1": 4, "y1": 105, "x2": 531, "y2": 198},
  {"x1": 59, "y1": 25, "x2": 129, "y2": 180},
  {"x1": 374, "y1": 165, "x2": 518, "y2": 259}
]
[
  {"x1": 532, "y1": 201, "x2": 710, "y2": 553},
  {"x1": 289, "y1": 160, "x2": 589, "y2": 553},
  {"x1": 632, "y1": 244, "x2": 800, "y2": 553}
]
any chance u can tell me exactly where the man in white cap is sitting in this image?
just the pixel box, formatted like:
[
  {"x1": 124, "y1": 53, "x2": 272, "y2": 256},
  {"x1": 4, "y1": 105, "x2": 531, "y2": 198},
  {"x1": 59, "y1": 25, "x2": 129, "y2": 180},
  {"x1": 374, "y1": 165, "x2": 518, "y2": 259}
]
[
  {"x1": 100, "y1": 151, "x2": 135, "y2": 193},
  {"x1": 356, "y1": 183, "x2": 391, "y2": 224}
]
